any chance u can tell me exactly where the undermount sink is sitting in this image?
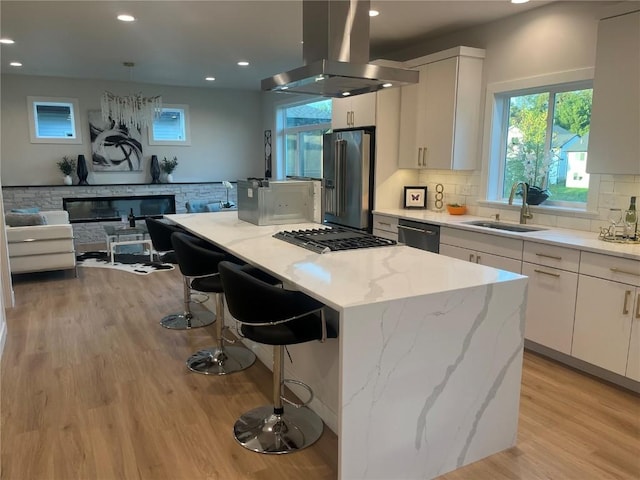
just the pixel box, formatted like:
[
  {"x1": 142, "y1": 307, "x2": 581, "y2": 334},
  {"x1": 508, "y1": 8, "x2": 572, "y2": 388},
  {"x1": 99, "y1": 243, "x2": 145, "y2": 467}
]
[{"x1": 462, "y1": 220, "x2": 548, "y2": 233}]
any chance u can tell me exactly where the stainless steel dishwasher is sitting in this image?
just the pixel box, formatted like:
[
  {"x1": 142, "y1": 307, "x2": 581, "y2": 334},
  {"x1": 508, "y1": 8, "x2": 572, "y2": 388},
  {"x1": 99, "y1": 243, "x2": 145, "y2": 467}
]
[{"x1": 397, "y1": 219, "x2": 440, "y2": 253}]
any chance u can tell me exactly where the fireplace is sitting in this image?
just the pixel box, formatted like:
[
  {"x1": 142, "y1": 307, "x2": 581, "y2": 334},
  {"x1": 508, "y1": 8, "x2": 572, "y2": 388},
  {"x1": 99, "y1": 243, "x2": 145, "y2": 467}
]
[{"x1": 63, "y1": 194, "x2": 176, "y2": 223}]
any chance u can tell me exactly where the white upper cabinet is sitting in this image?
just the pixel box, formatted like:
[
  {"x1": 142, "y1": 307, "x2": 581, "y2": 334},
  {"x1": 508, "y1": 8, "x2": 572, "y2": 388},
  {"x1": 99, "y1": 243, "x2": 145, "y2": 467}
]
[
  {"x1": 331, "y1": 92, "x2": 377, "y2": 129},
  {"x1": 587, "y1": 9, "x2": 640, "y2": 174},
  {"x1": 398, "y1": 47, "x2": 485, "y2": 170}
]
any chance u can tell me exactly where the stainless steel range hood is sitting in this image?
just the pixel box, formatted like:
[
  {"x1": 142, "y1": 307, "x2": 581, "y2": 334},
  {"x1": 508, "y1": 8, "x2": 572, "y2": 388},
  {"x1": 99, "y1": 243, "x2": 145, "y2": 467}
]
[{"x1": 262, "y1": 0, "x2": 418, "y2": 97}]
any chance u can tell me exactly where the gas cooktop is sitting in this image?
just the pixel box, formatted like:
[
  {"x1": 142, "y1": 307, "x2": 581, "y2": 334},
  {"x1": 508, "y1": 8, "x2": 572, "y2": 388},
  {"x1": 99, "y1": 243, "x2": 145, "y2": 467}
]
[{"x1": 273, "y1": 227, "x2": 396, "y2": 254}]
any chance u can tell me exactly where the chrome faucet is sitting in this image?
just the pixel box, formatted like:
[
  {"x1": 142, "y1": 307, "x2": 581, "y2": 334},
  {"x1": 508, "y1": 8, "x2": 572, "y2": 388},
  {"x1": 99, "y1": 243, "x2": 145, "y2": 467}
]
[{"x1": 508, "y1": 181, "x2": 534, "y2": 224}]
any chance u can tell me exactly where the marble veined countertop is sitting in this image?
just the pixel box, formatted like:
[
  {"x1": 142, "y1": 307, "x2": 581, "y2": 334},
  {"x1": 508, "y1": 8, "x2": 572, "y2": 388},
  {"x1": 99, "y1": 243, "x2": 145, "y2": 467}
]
[
  {"x1": 375, "y1": 208, "x2": 640, "y2": 261},
  {"x1": 167, "y1": 211, "x2": 523, "y2": 311}
]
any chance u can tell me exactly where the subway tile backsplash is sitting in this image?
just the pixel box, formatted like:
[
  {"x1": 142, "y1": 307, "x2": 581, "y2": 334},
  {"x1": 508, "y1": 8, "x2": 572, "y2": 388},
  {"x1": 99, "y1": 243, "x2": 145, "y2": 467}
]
[{"x1": 418, "y1": 170, "x2": 640, "y2": 233}]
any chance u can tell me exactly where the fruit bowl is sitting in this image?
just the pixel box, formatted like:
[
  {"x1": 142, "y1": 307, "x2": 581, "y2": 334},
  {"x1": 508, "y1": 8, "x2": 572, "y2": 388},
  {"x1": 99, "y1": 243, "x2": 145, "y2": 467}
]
[{"x1": 447, "y1": 204, "x2": 467, "y2": 215}]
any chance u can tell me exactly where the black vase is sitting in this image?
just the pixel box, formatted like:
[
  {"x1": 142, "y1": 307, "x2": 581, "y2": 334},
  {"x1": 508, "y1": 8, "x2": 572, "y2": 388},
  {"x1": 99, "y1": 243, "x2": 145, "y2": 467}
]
[
  {"x1": 526, "y1": 185, "x2": 550, "y2": 205},
  {"x1": 77, "y1": 154, "x2": 89, "y2": 185},
  {"x1": 150, "y1": 155, "x2": 160, "y2": 184}
]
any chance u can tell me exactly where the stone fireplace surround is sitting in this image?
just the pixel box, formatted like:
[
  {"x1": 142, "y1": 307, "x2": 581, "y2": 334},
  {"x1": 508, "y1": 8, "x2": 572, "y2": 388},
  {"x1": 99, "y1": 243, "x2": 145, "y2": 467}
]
[{"x1": 2, "y1": 182, "x2": 237, "y2": 245}]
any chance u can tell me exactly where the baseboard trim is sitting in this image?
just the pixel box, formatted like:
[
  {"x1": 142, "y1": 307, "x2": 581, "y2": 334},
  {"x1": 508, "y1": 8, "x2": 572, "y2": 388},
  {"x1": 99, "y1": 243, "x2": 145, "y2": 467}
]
[{"x1": 525, "y1": 340, "x2": 640, "y2": 394}]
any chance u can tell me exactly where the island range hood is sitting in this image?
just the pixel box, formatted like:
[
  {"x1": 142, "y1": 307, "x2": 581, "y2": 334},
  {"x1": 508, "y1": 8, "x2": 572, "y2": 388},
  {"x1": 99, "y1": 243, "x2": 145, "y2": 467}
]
[{"x1": 261, "y1": 0, "x2": 418, "y2": 97}]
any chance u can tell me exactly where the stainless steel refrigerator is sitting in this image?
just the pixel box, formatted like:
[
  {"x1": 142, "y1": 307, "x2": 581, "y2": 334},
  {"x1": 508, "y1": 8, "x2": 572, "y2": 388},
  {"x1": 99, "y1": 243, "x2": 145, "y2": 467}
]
[{"x1": 322, "y1": 127, "x2": 375, "y2": 232}]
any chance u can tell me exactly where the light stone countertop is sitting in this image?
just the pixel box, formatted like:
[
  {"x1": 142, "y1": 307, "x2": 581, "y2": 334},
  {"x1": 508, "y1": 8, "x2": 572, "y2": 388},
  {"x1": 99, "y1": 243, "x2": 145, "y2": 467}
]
[
  {"x1": 374, "y1": 208, "x2": 640, "y2": 261},
  {"x1": 167, "y1": 211, "x2": 524, "y2": 311}
]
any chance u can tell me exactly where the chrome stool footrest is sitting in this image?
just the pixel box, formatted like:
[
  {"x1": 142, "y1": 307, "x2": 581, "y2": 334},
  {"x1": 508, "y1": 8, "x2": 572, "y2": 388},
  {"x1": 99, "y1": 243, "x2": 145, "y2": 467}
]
[{"x1": 281, "y1": 379, "x2": 314, "y2": 408}]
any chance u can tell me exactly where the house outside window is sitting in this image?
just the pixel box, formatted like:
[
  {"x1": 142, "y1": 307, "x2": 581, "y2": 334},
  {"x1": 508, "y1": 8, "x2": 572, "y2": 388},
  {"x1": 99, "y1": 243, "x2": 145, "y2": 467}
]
[
  {"x1": 280, "y1": 99, "x2": 332, "y2": 178},
  {"x1": 487, "y1": 78, "x2": 593, "y2": 208}
]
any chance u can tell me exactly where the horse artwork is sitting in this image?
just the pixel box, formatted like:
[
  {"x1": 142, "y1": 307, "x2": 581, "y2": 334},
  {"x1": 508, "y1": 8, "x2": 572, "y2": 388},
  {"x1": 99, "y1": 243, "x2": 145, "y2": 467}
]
[{"x1": 88, "y1": 110, "x2": 143, "y2": 171}]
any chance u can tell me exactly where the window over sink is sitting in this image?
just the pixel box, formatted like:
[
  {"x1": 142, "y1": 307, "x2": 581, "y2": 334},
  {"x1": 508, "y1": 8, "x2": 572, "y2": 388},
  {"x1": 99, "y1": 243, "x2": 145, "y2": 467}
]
[{"x1": 483, "y1": 69, "x2": 595, "y2": 210}]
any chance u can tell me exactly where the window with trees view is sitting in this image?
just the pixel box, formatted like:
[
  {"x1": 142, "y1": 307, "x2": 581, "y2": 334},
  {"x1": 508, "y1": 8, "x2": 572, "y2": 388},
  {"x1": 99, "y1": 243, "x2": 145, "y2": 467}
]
[
  {"x1": 281, "y1": 99, "x2": 332, "y2": 178},
  {"x1": 497, "y1": 82, "x2": 592, "y2": 205}
]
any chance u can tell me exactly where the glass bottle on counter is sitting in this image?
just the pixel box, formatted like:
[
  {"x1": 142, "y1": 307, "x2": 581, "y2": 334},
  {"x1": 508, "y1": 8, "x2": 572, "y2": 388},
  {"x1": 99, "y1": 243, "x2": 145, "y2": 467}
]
[
  {"x1": 625, "y1": 196, "x2": 637, "y2": 239},
  {"x1": 128, "y1": 208, "x2": 136, "y2": 228}
]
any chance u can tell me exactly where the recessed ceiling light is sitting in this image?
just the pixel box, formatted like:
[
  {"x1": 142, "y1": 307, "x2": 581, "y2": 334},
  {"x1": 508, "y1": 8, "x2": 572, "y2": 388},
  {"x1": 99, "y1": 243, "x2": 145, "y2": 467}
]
[
  {"x1": 0, "y1": 38, "x2": 15, "y2": 44},
  {"x1": 510, "y1": 0, "x2": 530, "y2": 3},
  {"x1": 10, "y1": 62, "x2": 22, "y2": 67},
  {"x1": 237, "y1": 61, "x2": 249, "y2": 67},
  {"x1": 205, "y1": 76, "x2": 216, "y2": 81},
  {"x1": 117, "y1": 14, "x2": 136, "y2": 22},
  {"x1": 369, "y1": 10, "x2": 380, "y2": 17}
]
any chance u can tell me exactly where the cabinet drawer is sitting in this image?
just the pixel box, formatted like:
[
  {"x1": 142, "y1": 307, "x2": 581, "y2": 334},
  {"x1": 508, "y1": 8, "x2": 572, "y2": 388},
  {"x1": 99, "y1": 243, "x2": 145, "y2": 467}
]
[
  {"x1": 579, "y1": 251, "x2": 640, "y2": 287},
  {"x1": 373, "y1": 228, "x2": 398, "y2": 242},
  {"x1": 373, "y1": 215, "x2": 398, "y2": 234},
  {"x1": 440, "y1": 227, "x2": 523, "y2": 260},
  {"x1": 523, "y1": 241, "x2": 580, "y2": 272}
]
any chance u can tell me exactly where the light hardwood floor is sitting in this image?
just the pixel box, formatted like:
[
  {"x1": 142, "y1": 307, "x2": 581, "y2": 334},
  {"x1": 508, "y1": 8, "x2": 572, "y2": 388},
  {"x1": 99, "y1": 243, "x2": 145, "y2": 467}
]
[{"x1": 2, "y1": 266, "x2": 639, "y2": 480}]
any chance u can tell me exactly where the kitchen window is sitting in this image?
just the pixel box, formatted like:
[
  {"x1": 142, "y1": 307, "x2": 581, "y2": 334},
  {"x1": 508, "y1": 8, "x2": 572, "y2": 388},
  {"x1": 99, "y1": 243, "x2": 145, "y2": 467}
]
[
  {"x1": 484, "y1": 71, "x2": 594, "y2": 209},
  {"x1": 279, "y1": 99, "x2": 331, "y2": 178}
]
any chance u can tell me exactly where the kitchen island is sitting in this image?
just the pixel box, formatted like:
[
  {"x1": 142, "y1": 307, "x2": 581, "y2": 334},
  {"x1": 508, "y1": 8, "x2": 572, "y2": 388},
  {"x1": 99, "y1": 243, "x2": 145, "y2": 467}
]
[{"x1": 167, "y1": 211, "x2": 528, "y2": 480}]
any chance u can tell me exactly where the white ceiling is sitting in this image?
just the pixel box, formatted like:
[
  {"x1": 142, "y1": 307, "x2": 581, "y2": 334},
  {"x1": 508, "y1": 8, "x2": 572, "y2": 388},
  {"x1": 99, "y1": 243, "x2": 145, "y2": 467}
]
[{"x1": 1, "y1": 1, "x2": 553, "y2": 91}]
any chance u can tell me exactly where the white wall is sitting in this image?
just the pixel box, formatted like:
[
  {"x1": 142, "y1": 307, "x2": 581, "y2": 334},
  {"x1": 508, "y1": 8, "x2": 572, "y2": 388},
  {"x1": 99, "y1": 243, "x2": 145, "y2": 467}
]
[
  {"x1": 389, "y1": 1, "x2": 640, "y2": 232},
  {"x1": 1, "y1": 74, "x2": 265, "y2": 186}
]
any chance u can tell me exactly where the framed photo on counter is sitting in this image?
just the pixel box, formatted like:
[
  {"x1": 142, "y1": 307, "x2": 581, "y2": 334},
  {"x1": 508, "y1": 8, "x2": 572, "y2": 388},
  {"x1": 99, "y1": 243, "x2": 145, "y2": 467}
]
[{"x1": 403, "y1": 186, "x2": 428, "y2": 209}]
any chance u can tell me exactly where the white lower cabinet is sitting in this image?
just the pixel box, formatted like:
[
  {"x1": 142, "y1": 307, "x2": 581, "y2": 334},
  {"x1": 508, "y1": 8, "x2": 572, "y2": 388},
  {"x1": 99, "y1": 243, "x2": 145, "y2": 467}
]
[
  {"x1": 572, "y1": 252, "x2": 640, "y2": 379},
  {"x1": 573, "y1": 276, "x2": 638, "y2": 376},
  {"x1": 440, "y1": 227, "x2": 522, "y2": 274},
  {"x1": 372, "y1": 214, "x2": 398, "y2": 242},
  {"x1": 439, "y1": 244, "x2": 522, "y2": 273},
  {"x1": 521, "y1": 262, "x2": 578, "y2": 354}
]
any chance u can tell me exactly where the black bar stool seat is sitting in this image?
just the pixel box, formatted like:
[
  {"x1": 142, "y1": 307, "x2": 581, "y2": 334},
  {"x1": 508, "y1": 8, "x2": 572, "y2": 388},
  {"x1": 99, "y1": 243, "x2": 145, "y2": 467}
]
[{"x1": 219, "y1": 261, "x2": 337, "y2": 455}]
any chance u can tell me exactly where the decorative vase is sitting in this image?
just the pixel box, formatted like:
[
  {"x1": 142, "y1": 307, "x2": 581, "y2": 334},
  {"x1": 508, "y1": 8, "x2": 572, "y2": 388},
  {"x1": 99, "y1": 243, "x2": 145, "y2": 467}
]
[
  {"x1": 77, "y1": 154, "x2": 89, "y2": 185},
  {"x1": 166, "y1": 173, "x2": 174, "y2": 183},
  {"x1": 63, "y1": 175, "x2": 72, "y2": 186},
  {"x1": 526, "y1": 185, "x2": 550, "y2": 205},
  {"x1": 150, "y1": 155, "x2": 160, "y2": 184}
]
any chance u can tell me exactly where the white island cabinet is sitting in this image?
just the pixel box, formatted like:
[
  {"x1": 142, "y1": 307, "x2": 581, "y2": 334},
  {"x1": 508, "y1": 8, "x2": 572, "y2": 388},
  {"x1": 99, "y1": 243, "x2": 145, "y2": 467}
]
[{"x1": 167, "y1": 211, "x2": 527, "y2": 480}]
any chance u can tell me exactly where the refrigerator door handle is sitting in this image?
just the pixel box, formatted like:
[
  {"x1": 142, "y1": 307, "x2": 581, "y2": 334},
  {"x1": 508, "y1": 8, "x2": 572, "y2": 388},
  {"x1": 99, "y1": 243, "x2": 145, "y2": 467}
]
[{"x1": 336, "y1": 139, "x2": 347, "y2": 215}]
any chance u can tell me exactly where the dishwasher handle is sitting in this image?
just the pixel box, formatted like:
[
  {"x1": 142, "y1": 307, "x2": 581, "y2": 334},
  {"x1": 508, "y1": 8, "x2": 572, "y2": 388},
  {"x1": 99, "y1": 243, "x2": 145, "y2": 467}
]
[{"x1": 397, "y1": 224, "x2": 438, "y2": 235}]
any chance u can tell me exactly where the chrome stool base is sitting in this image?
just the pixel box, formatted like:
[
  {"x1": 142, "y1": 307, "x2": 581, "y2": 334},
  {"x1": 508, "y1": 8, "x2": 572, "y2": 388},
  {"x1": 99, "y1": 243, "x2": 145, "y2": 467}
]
[
  {"x1": 186, "y1": 345, "x2": 256, "y2": 375},
  {"x1": 234, "y1": 405, "x2": 323, "y2": 454},
  {"x1": 160, "y1": 309, "x2": 215, "y2": 330}
]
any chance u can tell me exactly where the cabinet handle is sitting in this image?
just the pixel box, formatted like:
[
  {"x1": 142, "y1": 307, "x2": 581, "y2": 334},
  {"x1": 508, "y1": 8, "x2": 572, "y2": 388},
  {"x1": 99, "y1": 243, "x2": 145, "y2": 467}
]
[
  {"x1": 476, "y1": 255, "x2": 481, "y2": 264},
  {"x1": 636, "y1": 293, "x2": 640, "y2": 319},
  {"x1": 534, "y1": 269, "x2": 560, "y2": 278},
  {"x1": 417, "y1": 147, "x2": 423, "y2": 166},
  {"x1": 623, "y1": 290, "x2": 632, "y2": 315},
  {"x1": 469, "y1": 253, "x2": 475, "y2": 262},
  {"x1": 610, "y1": 267, "x2": 640, "y2": 277},
  {"x1": 378, "y1": 222, "x2": 391, "y2": 227},
  {"x1": 535, "y1": 253, "x2": 562, "y2": 261},
  {"x1": 422, "y1": 147, "x2": 427, "y2": 167}
]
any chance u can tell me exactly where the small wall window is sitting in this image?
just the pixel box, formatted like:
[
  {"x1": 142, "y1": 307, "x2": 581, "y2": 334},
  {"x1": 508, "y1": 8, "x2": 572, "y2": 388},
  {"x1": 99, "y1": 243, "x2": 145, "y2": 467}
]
[
  {"x1": 27, "y1": 96, "x2": 82, "y2": 144},
  {"x1": 148, "y1": 104, "x2": 190, "y2": 145}
]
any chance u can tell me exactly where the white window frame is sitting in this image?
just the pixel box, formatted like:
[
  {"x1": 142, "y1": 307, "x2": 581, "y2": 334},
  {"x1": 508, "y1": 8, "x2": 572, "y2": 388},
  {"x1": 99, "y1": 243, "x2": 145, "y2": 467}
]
[
  {"x1": 479, "y1": 68, "x2": 600, "y2": 215},
  {"x1": 276, "y1": 97, "x2": 331, "y2": 179},
  {"x1": 27, "y1": 96, "x2": 82, "y2": 144},
  {"x1": 148, "y1": 104, "x2": 191, "y2": 146}
]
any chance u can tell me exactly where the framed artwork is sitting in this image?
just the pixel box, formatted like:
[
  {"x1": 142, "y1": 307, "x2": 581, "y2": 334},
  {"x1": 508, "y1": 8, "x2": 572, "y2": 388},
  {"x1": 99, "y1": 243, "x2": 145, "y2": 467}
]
[
  {"x1": 403, "y1": 186, "x2": 428, "y2": 209},
  {"x1": 88, "y1": 110, "x2": 143, "y2": 171}
]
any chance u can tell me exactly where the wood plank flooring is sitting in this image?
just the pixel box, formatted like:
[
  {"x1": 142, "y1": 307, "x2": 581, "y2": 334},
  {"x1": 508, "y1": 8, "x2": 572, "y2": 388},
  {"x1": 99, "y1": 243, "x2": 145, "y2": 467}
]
[{"x1": 2, "y1": 266, "x2": 639, "y2": 480}]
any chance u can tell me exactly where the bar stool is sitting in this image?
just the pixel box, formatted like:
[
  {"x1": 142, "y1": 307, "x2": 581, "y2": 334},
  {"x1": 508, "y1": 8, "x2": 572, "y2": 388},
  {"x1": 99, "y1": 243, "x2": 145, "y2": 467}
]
[
  {"x1": 164, "y1": 232, "x2": 227, "y2": 330},
  {"x1": 173, "y1": 233, "x2": 258, "y2": 375},
  {"x1": 218, "y1": 260, "x2": 337, "y2": 454},
  {"x1": 145, "y1": 217, "x2": 182, "y2": 264}
]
